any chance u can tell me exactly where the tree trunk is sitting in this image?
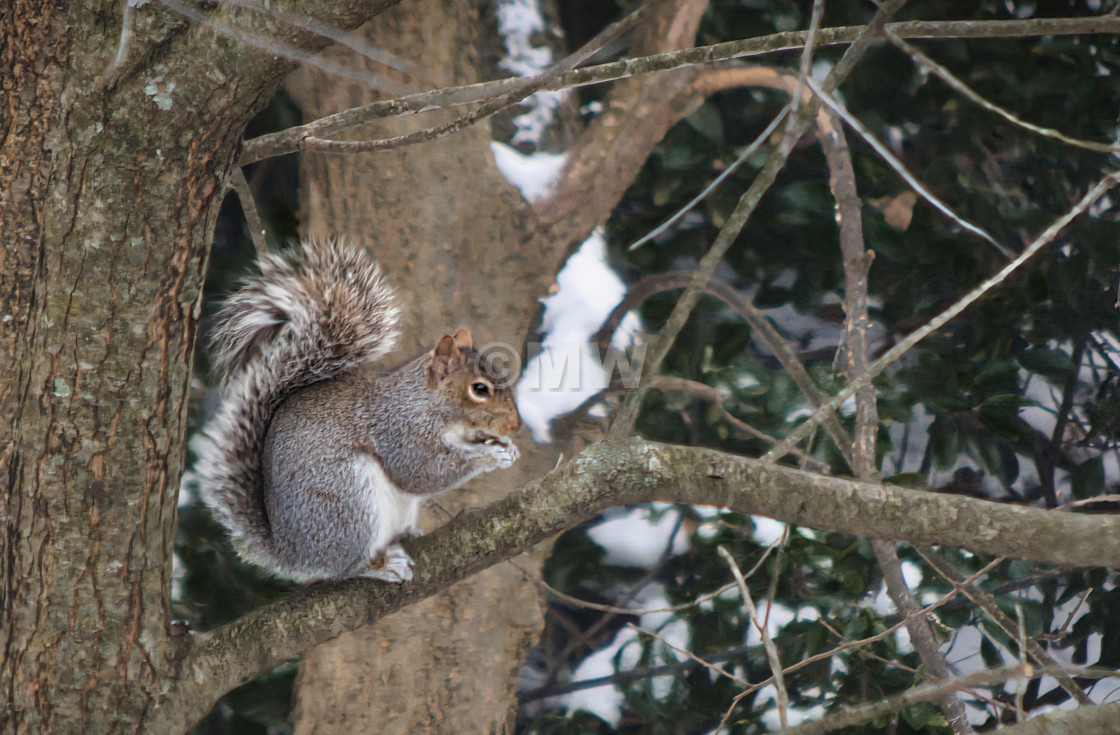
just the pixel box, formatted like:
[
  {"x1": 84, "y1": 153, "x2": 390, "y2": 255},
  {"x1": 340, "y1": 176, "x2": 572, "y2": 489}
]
[
  {"x1": 285, "y1": 0, "x2": 711, "y2": 730},
  {"x1": 286, "y1": 2, "x2": 558, "y2": 731},
  {"x1": 0, "y1": 2, "x2": 384, "y2": 731}
]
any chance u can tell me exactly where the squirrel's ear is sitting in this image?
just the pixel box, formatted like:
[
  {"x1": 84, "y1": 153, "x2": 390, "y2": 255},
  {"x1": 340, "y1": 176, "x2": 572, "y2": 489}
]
[
  {"x1": 433, "y1": 333, "x2": 460, "y2": 359},
  {"x1": 451, "y1": 327, "x2": 472, "y2": 350},
  {"x1": 432, "y1": 333, "x2": 463, "y2": 379}
]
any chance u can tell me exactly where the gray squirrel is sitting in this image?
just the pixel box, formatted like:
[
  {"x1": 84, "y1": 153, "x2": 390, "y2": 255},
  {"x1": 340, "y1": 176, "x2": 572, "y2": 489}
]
[{"x1": 194, "y1": 238, "x2": 521, "y2": 583}]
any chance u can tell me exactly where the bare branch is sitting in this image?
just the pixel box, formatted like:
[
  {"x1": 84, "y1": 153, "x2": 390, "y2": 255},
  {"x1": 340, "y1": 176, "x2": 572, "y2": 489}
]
[
  {"x1": 916, "y1": 547, "x2": 1091, "y2": 705},
  {"x1": 789, "y1": 0, "x2": 826, "y2": 117},
  {"x1": 95, "y1": 0, "x2": 137, "y2": 91},
  {"x1": 161, "y1": 437, "x2": 1120, "y2": 731},
  {"x1": 720, "y1": 545, "x2": 789, "y2": 727},
  {"x1": 228, "y1": 167, "x2": 268, "y2": 256},
  {"x1": 628, "y1": 103, "x2": 789, "y2": 252},
  {"x1": 594, "y1": 270, "x2": 853, "y2": 466},
  {"x1": 531, "y1": 0, "x2": 710, "y2": 233},
  {"x1": 764, "y1": 167, "x2": 1120, "y2": 462},
  {"x1": 886, "y1": 31, "x2": 1120, "y2": 154},
  {"x1": 541, "y1": 554, "x2": 1000, "y2": 712},
  {"x1": 774, "y1": 665, "x2": 1120, "y2": 735},
  {"x1": 156, "y1": 0, "x2": 411, "y2": 95},
  {"x1": 295, "y1": 2, "x2": 651, "y2": 155},
  {"x1": 608, "y1": 0, "x2": 908, "y2": 439},
  {"x1": 631, "y1": 620, "x2": 750, "y2": 687},
  {"x1": 239, "y1": 15, "x2": 1120, "y2": 164},
  {"x1": 650, "y1": 376, "x2": 828, "y2": 471},
  {"x1": 221, "y1": 0, "x2": 414, "y2": 74},
  {"x1": 806, "y1": 75, "x2": 1013, "y2": 258},
  {"x1": 817, "y1": 57, "x2": 975, "y2": 732}
]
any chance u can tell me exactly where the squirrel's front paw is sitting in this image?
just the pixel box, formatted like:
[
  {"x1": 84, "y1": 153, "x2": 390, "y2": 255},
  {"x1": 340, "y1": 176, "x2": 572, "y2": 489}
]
[
  {"x1": 360, "y1": 543, "x2": 414, "y2": 583},
  {"x1": 482, "y1": 436, "x2": 519, "y2": 469}
]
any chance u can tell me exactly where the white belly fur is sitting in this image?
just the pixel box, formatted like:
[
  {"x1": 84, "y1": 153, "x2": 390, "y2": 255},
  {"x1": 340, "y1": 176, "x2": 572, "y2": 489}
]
[{"x1": 352, "y1": 453, "x2": 421, "y2": 556}]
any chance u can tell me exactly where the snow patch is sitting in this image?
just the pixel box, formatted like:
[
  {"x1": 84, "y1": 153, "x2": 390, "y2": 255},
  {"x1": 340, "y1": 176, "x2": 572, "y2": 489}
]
[
  {"x1": 586, "y1": 505, "x2": 689, "y2": 568},
  {"x1": 490, "y1": 142, "x2": 566, "y2": 201},
  {"x1": 517, "y1": 231, "x2": 641, "y2": 442},
  {"x1": 493, "y1": 0, "x2": 572, "y2": 146}
]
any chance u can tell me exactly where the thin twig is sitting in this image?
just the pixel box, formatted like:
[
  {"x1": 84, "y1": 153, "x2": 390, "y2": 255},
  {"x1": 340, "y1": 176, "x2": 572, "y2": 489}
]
[
  {"x1": 886, "y1": 32, "x2": 1120, "y2": 154},
  {"x1": 762, "y1": 525, "x2": 789, "y2": 647},
  {"x1": 915, "y1": 547, "x2": 1090, "y2": 704},
  {"x1": 806, "y1": 75, "x2": 1014, "y2": 258},
  {"x1": 649, "y1": 376, "x2": 829, "y2": 471},
  {"x1": 221, "y1": 0, "x2": 414, "y2": 73},
  {"x1": 228, "y1": 167, "x2": 268, "y2": 256},
  {"x1": 607, "y1": 0, "x2": 910, "y2": 440},
  {"x1": 525, "y1": 557, "x2": 1042, "y2": 705},
  {"x1": 1015, "y1": 604, "x2": 1028, "y2": 722},
  {"x1": 880, "y1": 541, "x2": 978, "y2": 734},
  {"x1": 630, "y1": 622, "x2": 750, "y2": 687},
  {"x1": 816, "y1": 35, "x2": 976, "y2": 731},
  {"x1": 593, "y1": 271, "x2": 853, "y2": 467},
  {"x1": 719, "y1": 545, "x2": 789, "y2": 727},
  {"x1": 1056, "y1": 587, "x2": 1093, "y2": 637},
  {"x1": 156, "y1": 0, "x2": 412, "y2": 96},
  {"x1": 764, "y1": 168, "x2": 1120, "y2": 463},
  {"x1": 1040, "y1": 335, "x2": 1089, "y2": 506},
  {"x1": 238, "y1": 16, "x2": 1120, "y2": 164},
  {"x1": 715, "y1": 556, "x2": 1006, "y2": 731},
  {"x1": 295, "y1": 3, "x2": 650, "y2": 155},
  {"x1": 95, "y1": 0, "x2": 137, "y2": 91},
  {"x1": 536, "y1": 533, "x2": 783, "y2": 637},
  {"x1": 628, "y1": 106, "x2": 790, "y2": 251},
  {"x1": 1059, "y1": 494, "x2": 1120, "y2": 509},
  {"x1": 770, "y1": 664, "x2": 1120, "y2": 735}
]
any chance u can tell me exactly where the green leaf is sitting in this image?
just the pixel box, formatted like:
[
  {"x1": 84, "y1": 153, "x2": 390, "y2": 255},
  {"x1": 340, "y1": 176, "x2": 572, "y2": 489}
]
[
  {"x1": 685, "y1": 102, "x2": 724, "y2": 144},
  {"x1": 885, "y1": 472, "x2": 929, "y2": 490},
  {"x1": 980, "y1": 635, "x2": 1004, "y2": 668},
  {"x1": 651, "y1": 176, "x2": 683, "y2": 207},
  {"x1": 660, "y1": 144, "x2": 707, "y2": 171},
  {"x1": 1019, "y1": 347, "x2": 1076, "y2": 381},
  {"x1": 1072, "y1": 456, "x2": 1105, "y2": 500},
  {"x1": 930, "y1": 420, "x2": 960, "y2": 471},
  {"x1": 901, "y1": 701, "x2": 940, "y2": 729}
]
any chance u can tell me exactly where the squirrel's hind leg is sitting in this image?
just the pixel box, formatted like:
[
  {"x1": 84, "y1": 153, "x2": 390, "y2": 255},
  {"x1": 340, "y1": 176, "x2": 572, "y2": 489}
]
[{"x1": 358, "y1": 543, "x2": 414, "y2": 583}]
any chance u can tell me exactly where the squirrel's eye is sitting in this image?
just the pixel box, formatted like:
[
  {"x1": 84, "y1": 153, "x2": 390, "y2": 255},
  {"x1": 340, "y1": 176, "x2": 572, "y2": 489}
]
[{"x1": 470, "y1": 382, "x2": 491, "y2": 400}]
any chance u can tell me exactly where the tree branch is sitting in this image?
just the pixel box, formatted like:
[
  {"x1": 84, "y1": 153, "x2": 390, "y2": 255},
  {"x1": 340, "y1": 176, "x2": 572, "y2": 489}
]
[
  {"x1": 593, "y1": 271, "x2": 853, "y2": 466},
  {"x1": 764, "y1": 167, "x2": 1120, "y2": 462},
  {"x1": 915, "y1": 547, "x2": 1091, "y2": 705},
  {"x1": 294, "y1": 2, "x2": 651, "y2": 154},
  {"x1": 818, "y1": 43, "x2": 976, "y2": 732},
  {"x1": 238, "y1": 16, "x2": 1120, "y2": 164},
  {"x1": 160, "y1": 437, "x2": 1120, "y2": 732},
  {"x1": 531, "y1": 0, "x2": 709, "y2": 235},
  {"x1": 608, "y1": 0, "x2": 907, "y2": 439},
  {"x1": 988, "y1": 700, "x2": 1120, "y2": 735},
  {"x1": 774, "y1": 665, "x2": 1120, "y2": 735}
]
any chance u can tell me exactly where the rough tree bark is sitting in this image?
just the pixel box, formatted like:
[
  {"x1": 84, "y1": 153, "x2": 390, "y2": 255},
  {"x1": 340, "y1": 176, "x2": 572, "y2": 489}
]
[{"x1": 0, "y1": 1, "x2": 393, "y2": 732}]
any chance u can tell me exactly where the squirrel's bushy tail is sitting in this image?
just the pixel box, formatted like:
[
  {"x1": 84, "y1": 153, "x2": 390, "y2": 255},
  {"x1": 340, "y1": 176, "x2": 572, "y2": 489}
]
[{"x1": 194, "y1": 238, "x2": 400, "y2": 573}]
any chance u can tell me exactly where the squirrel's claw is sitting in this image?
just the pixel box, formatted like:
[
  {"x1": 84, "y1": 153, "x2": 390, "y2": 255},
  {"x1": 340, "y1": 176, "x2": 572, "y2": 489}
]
[{"x1": 489, "y1": 437, "x2": 519, "y2": 469}]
